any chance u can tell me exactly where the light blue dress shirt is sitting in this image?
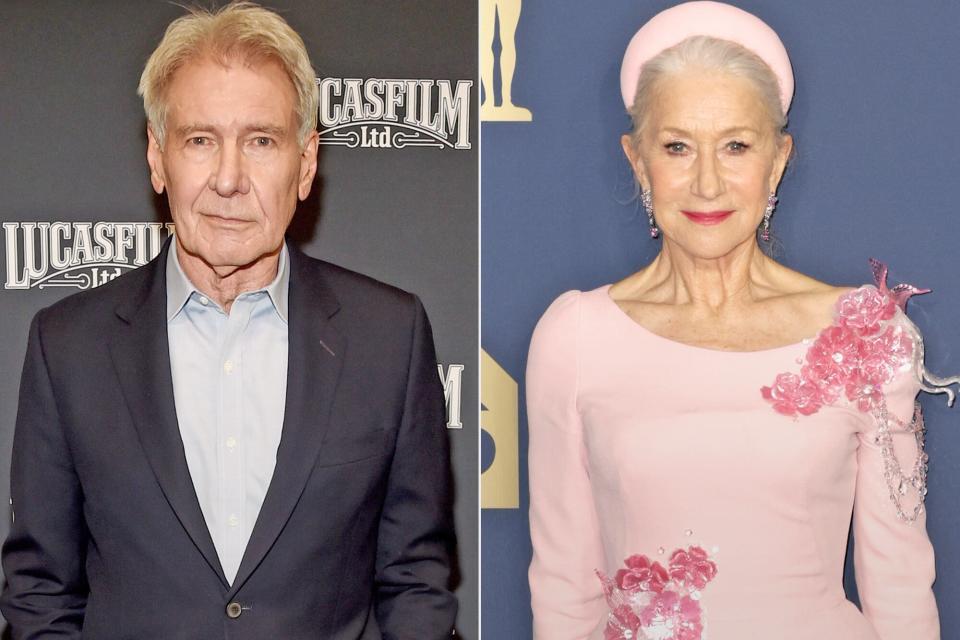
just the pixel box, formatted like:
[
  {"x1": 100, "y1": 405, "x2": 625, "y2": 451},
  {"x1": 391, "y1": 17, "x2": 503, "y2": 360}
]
[{"x1": 166, "y1": 242, "x2": 289, "y2": 585}]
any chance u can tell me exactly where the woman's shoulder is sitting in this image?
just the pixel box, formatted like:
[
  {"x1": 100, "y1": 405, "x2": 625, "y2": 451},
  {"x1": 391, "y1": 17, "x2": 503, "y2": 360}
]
[
  {"x1": 759, "y1": 264, "x2": 857, "y2": 334},
  {"x1": 529, "y1": 286, "x2": 618, "y2": 366},
  {"x1": 535, "y1": 285, "x2": 615, "y2": 329},
  {"x1": 771, "y1": 260, "x2": 932, "y2": 335}
]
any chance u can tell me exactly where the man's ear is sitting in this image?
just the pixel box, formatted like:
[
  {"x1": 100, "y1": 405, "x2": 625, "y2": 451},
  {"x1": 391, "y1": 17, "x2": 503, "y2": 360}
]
[
  {"x1": 146, "y1": 126, "x2": 166, "y2": 195},
  {"x1": 298, "y1": 130, "x2": 320, "y2": 201}
]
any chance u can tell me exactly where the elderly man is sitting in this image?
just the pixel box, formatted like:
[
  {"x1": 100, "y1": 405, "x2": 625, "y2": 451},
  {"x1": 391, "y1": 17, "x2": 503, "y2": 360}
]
[{"x1": 0, "y1": 3, "x2": 456, "y2": 639}]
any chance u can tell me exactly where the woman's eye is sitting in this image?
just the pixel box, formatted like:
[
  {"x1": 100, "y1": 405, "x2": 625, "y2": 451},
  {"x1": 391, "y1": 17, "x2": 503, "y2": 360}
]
[
  {"x1": 664, "y1": 141, "x2": 687, "y2": 154},
  {"x1": 727, "y1": 140, "x2": 750, "y2": 153}
]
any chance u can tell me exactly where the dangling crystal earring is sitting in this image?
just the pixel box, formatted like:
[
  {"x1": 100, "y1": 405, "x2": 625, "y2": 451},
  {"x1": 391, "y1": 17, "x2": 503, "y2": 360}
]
[
  {"x1": 641, "y1": 188, "x2": 659, "y2": 239},
  {"x1": 761, "y1": 192, "x2": 778, "y2": 241}
]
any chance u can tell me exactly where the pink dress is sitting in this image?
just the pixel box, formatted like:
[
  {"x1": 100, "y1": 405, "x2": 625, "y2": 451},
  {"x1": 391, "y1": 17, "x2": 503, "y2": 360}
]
[{"x1": 526, "y1": 276, "x2": 940, "y2": 640}]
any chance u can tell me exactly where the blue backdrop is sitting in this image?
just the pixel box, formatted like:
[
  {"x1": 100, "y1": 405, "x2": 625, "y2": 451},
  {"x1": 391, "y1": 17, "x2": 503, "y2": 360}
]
[{"x1": 481, "y1": 1, "x2": 960, "y2": 637}]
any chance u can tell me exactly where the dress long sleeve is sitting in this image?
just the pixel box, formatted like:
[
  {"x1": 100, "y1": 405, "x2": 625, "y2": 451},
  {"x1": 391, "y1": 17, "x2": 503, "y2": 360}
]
[
  {"x1": 527, "y1": 291, "x2": 607, "y2": 639},
  {"x1": 853, "y1": 321, "x2": 940, "y2": 639}
]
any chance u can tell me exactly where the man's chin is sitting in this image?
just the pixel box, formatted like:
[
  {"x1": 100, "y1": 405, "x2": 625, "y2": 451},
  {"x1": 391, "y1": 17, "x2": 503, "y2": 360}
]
[
  {"x1": 179, "y1": 247, "x2": 276, "y2": 280},
  {"x1": 205, "y1": 253, "x2": 270, "y2": 275},
  {"x1": 180, "y1": 238, "x2": 277, "y2": 267}
]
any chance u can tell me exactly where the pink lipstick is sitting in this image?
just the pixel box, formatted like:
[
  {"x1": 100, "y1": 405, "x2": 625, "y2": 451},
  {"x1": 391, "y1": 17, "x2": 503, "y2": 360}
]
[{"x1": 681, "y1": 210, "x2": 734, "y2": 225}]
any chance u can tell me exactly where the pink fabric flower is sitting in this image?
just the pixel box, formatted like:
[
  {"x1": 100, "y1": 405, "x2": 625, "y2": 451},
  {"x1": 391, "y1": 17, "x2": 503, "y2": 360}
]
[
  {"x1": 599, "y1": 546, "x2": 718, "y2": 640},
  {"x1": 668, "y1": 546, "x2": 718, "y2": 590},
  {"x1": 761, "y1": 372, "x2": 823, "y2": 416},
  {"x1": 836, "y1": 286, "x2": 896, "y2": 334},
  {"x1": 861, "y1": 325, "x2": 914, "y2": 384},
  {"x1": 801, "y1": 325, "x2": 862, "y2": 403},
  {"x1": 836, "y1": 326, "x2": 913, "y2": 412},
  {"x1": 761, "y1": 265, "x2": 923, "y2": 417},
  {"x1": 603, "y1": 605, "x2": 641, "y2": 640},
  {"x1": 616, "y1": 554, "x2": 669, "y2": 594},
  {"x1": 843, "y1": 370, "x2": 883, "y2": 413},
  {"x1": 639, "y1": 590, "x2": 704, "y2": 640}
]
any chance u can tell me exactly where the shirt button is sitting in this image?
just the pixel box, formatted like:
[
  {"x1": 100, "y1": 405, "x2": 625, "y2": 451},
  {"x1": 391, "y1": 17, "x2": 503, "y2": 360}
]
[
  {"x1": 199, "y1": 296, "x2": 209, "y2": 306},
  {"x1": 223, "y1": 359, "x2": 234, "y2": 373},
  {"x1": 228, "y1": 514, "x2": 240, "y2": 527},
  {"x1": 226, "y1": 602, "x2": 242, "y2": 618},
  {"x1": 225, "y1": 436, "x2": 237, "y2": 450}
]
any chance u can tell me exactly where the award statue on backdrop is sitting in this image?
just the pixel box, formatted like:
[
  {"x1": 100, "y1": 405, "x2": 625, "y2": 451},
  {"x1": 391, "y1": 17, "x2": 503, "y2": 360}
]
[
  {"x1": 480, "y1": 350, "x2": 519, "y2": 509},
  {"x1": 480, "y1": 0, "x2": 533, "y2": 121}
]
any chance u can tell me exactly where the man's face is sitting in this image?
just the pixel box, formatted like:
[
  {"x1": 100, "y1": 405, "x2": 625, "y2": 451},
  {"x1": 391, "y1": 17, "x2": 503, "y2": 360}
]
[{"x1": 147, "y1": 56, "x2": 318, "y2": 273}]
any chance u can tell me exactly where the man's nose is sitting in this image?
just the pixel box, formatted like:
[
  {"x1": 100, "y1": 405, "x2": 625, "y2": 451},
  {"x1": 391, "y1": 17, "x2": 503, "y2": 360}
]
[{"x1": 209, "y1": 141, "x2": 249, "y2": 196}]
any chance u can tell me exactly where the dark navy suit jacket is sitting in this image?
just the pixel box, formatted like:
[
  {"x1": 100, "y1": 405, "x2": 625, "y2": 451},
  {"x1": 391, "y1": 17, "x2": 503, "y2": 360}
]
[{"x1": 0, "y1": 241, "x2": 457, "y2": 639}]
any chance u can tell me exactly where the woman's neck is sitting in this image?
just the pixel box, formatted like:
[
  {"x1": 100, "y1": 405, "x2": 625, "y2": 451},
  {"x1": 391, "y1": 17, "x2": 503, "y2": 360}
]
[{"x1": 643, "y1": 239, "x2": 776, "y2": 311}]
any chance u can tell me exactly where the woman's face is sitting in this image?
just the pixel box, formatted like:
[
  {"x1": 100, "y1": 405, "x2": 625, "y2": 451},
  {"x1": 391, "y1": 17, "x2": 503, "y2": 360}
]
[{"x1": 623, "y1": 69, "x2": 792, "y2": 259}]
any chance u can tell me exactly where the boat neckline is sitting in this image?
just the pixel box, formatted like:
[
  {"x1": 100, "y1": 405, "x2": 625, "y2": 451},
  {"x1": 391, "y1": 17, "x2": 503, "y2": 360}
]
[{"x1": 598, "y1": 283, "x2": 861, "y2": 356}]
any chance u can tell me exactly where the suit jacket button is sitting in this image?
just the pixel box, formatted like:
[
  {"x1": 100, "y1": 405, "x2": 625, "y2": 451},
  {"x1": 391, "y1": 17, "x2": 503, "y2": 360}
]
[{"x1": 226, "y1": 602, "x2": 243, "y2": 619}]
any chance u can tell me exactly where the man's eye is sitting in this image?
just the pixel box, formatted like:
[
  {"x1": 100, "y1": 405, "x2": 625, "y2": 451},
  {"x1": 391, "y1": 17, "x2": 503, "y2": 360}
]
[
  {"x1": 664, "y1": 141, "x2": 687, "y2": 154},
  {"x1": 253, "y1": 137, "x2": 273, "y2": 147},
  {"x1": 189, "y1": 137, "x2": 208, "y2": 146}
]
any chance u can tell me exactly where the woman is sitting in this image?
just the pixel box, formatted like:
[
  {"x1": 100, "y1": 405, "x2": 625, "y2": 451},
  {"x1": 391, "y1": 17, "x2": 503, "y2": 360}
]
[{"x1": 526, "y1": 2, "x2": 956, "y2": 639}]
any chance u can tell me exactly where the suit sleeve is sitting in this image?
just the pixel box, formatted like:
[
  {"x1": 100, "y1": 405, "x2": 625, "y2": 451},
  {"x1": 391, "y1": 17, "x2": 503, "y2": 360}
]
[
  {"x1": 1, "y1": 310, "x2": 88, "y2": 638},
  {"x1": 853, "y1": 322, "x2": 939, "y2": 639},
  {"x1": 527, "y1": 291, "x2": 606, "y2": 639},
  {"x1": 374, "y1": 295, "x2": 457, "y2": 639}
]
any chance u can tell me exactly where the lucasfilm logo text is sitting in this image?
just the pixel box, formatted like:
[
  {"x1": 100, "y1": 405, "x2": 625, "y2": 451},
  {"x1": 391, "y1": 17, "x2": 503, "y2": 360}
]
[
  {"x1": 318, "y1": 78, "x2": 472, "y2": 150},
  {"x1": 438, "y1": 364, "x2": 464, "y2": 429},
  {"x1": 3, "y1": 222, "x2": 174, "y2": 290}
]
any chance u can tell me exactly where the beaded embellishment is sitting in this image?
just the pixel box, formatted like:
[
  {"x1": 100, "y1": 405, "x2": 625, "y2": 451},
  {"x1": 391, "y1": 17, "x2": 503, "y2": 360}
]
[
  {"x1": 596, "y1": 546, "x2": 718, "y2": 640},
  {"x1": 761, "y1": 259, "x2": 959, "y2": 522}
]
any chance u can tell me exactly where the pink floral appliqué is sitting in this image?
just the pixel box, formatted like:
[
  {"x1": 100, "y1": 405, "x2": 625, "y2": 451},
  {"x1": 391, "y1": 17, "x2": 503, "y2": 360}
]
[
  {"x1": 760, "y1": 260, "x2": 926, "y2": 417},
  {"x1": 667, "y1": 547, "x2": 718, "y2": 590},
  {"x1": 762, "y1": 372, "x2": 823, "y2": 416},
  {"x1": 616, "y1": 554, "x2": 669, "y2": 594},
  {"x1": 836, "y1": 285, "x2": 896, "y2": 333},
  {"x1": 639, "y1": 592, "x2": 703, "y2": 640},
  {"x1": 597, "y1": 546, "x2": 718, "y2": 640}
]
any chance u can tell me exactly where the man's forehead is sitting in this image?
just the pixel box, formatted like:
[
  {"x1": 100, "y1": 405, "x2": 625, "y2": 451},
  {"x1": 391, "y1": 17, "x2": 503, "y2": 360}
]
[
  {"x1": 164, "y1": 56, "x2": 298, "y2": 125},
  {"x1": 180, "y1": 49, "x2": 287, "y2": 76},
  {"x1": 167, "y1": 53, "x2": 292, "y2": 91}
]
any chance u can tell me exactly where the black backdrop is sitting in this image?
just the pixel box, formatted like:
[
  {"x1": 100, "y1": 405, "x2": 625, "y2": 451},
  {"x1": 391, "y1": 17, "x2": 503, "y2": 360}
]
[{"x1": 0, "y1": 1, "x2": 478, "y2": 635}]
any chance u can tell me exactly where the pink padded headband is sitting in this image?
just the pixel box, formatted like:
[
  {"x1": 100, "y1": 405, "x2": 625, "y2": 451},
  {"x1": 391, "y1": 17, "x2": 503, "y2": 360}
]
[{"x1": 620, "y1": 1, "x2": 794, "y2": 113}]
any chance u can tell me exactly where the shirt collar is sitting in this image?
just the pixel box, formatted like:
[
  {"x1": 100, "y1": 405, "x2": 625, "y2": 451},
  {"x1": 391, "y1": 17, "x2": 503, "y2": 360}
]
[{"x1": 166, "y1": 241, "x2": 290, "y2": 324}]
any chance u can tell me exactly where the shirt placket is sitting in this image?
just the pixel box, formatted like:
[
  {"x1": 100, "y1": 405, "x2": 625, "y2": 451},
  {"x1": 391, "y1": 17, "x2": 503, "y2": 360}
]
[{"x1": 219, "y1": 297, "x2": 251, "y2": 583}]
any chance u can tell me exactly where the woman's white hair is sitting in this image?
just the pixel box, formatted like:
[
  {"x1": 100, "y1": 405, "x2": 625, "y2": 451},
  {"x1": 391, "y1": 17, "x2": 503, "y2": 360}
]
[{"x1": 627, "y1": 35, "x2": 787, "y2": 147}]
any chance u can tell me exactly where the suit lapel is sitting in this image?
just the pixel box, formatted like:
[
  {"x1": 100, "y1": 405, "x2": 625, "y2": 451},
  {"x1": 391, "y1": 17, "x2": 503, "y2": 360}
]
[
  {"x1": 108, "y1": 243, "x2": 228, "y2": 588},
  {"x1": 229, "y1": 245, "x2": 345, "y2": 595}
]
